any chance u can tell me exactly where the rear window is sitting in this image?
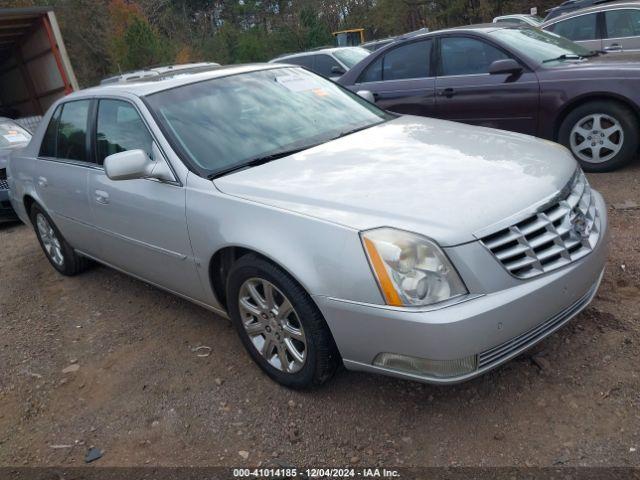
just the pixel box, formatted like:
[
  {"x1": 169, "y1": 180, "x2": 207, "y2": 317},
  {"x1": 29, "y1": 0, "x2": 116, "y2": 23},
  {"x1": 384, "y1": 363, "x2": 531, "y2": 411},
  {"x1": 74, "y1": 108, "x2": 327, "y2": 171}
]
[
  {"x1": 39, "y1": 100, "x2": 91, "y2": 161},
  {"x1": 0, "y1": 122, "x2": 31, "y2": 149}
]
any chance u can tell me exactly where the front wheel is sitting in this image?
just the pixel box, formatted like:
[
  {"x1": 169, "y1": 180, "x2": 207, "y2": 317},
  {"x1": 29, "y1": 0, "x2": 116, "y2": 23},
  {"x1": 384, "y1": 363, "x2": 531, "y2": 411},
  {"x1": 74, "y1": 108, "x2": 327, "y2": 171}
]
[
  {"x1": 559, "y1": 101, "x2": 639, "y2": 172},
  {"x1": 226, "y1": 254, "x2": 340, "y2": 389}
]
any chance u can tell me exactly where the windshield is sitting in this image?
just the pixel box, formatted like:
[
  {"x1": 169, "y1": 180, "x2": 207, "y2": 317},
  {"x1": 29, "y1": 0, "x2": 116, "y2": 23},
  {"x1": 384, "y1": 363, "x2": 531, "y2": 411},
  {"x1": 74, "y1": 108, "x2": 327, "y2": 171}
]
[
  {"x1": 489, "y1": 27, "x2": 593, "y2": 64},
  {"x1": 146, "y1": 67, "x2": 391, "y2": 177},
  {"x1": 0, "y1": 121, "x2": 31, "y2": 149},
  {"x1": 333, "y1": 47, "x2": 371, "y2": 68}
]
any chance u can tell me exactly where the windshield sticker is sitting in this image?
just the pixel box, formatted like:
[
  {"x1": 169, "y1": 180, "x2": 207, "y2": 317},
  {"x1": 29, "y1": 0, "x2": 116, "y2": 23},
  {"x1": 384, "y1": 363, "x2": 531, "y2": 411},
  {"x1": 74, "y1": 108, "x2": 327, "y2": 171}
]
[
  {"x1": 3, "y1": 133, "x2": 29, "y2": 143},
  {"x1": 276, "y1": 75, "x2": 322, "y2": 93}
]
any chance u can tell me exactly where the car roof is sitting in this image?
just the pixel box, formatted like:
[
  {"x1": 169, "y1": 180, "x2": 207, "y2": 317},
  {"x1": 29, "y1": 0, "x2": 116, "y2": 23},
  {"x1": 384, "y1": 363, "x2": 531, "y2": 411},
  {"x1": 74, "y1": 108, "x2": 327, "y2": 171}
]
[
  {"x1": 271, "y1": 47, "x2": 361, "y2": 61},
  {"x1": 75, "y1": 63, "x2": 290, "y2": 98},
  {"x1": 543, "y1": 0, "x2": 636, "y2": 20},
  {"x1": 495, "y1": 14, "x2": 535, "y2": 18},
  {"x1": 100, "y1": 62, "x2": 220, "y2": 85},
  {"x1": 391, "y1": 23, "x2": 511, "y2": 42}
]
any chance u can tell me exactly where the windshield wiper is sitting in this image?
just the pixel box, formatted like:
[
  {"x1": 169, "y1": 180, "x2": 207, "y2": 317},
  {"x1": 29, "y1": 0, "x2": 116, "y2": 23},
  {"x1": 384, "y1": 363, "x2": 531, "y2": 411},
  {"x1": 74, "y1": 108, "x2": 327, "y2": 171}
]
[
  {"x1": 208, "y1": 145, "x2": 316, "y2": 179},
  {"x1": 542, "y1": 53, "x2": 583, "y2": 63}
]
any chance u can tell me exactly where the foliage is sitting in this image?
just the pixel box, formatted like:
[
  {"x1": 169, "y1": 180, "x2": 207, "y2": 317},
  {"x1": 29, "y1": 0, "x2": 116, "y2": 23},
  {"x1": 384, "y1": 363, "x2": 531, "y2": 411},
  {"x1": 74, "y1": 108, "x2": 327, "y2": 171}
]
[{"x1": 4, "y1": 0, "x2": 562, "y2": 86}]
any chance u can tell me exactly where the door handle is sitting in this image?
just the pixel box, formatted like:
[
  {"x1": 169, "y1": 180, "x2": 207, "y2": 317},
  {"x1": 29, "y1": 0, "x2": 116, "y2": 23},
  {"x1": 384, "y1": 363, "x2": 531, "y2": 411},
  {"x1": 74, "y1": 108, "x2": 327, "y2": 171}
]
[
  {"x1": 94, "y1": 190, "x2": 109, "y2": 205},
  {"x1": 604, "y1": 43, "x2": 622, "y2": 51},
  {"x1": 438, "y1": 88, "x2": 456, "y2": 98},
  {"x1": 37, "y1": 176, "x2": 48, "y2": 188}
]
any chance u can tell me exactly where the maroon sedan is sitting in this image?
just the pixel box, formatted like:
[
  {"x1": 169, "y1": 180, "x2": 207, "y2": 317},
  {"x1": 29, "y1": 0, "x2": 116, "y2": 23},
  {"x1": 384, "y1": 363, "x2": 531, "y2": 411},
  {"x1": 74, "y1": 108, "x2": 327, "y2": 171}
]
[{"x1": 338, "y1": 24, "x2": 640, "y2": 172}]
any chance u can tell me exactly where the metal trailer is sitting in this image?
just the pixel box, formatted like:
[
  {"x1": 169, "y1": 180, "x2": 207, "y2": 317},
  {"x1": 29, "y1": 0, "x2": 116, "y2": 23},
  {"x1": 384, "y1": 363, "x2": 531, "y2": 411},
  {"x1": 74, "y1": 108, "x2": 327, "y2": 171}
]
[{"x1": 0, "y1": 6, "x2": 78, "y2": 121}]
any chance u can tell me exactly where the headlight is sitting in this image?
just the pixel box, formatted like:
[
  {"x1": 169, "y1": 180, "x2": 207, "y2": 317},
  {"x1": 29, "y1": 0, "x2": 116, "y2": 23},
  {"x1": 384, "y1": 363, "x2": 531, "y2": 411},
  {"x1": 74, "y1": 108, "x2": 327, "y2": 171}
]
[{"x1": 361, "y1": 228, "x2": 467, "y2": 307}]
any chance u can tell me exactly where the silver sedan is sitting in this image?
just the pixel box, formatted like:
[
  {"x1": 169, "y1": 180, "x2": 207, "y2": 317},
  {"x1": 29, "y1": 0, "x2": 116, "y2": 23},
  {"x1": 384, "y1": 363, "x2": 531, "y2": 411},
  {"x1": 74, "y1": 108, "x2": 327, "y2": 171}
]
[{"x1": 8, "y1": 64, "x2": 608, "y2": 388}]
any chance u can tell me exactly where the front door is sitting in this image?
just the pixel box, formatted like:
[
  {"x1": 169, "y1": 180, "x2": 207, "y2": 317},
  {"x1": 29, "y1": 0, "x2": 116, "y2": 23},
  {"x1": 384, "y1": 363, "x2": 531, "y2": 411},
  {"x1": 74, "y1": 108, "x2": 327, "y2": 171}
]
[
  {"x1": 87, "y1": 98, "x2": 204, "y2": 299},
  {"x1": 434, "y1": 35, "x2": 540, "y2": 135},
  {"x1": 351, "y1": 39, "x2": 437, "y2": 117}
]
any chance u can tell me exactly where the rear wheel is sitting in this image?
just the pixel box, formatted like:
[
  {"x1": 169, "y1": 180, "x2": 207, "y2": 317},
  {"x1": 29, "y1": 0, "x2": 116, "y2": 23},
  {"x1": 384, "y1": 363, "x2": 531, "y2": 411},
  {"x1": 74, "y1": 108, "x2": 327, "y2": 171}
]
[
  {"x1": 559, "y1": 101, "x2": 639, "y2": 172},
  {"x1": 30, "y1": 204, "x2": 90, "y2": 276},
  {"x1": 226, "y1": 254, "x2": 340, "y2": 389}
]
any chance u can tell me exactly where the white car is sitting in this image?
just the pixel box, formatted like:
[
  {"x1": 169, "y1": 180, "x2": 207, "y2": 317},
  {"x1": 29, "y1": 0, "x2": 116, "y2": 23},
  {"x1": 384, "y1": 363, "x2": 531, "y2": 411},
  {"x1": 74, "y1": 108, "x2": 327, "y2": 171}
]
[{"x1": 493, "y1": 14, "x2": 544, "y2": 26}]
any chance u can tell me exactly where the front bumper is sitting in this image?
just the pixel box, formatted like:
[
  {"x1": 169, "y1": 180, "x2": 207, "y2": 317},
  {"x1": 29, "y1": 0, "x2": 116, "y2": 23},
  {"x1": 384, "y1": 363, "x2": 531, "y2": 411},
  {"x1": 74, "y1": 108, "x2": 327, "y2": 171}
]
[{"x1": 314, "y1": 191, "x2": 609, "y2": 384}]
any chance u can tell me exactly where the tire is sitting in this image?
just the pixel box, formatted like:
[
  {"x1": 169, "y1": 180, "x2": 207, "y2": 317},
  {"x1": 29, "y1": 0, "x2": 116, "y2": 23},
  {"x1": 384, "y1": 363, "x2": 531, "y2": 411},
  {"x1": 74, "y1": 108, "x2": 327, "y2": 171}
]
[
  {"x1": 30, "y1": 204, "x2": 90, "y2": 276},
  {"x1": 559, "y1": 100, "x2": 639, "y2": 172},
  {"x1": 226, "y1": 254, "x2": 340, "y2": 389}
]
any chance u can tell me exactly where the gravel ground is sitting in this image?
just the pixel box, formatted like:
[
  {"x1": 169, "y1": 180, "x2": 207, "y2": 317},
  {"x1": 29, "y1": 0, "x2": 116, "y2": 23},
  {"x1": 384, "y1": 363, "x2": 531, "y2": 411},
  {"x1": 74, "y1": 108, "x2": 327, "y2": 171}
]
[{"x1": 0, "y1": 165, "x2": 639, "y2": 469}]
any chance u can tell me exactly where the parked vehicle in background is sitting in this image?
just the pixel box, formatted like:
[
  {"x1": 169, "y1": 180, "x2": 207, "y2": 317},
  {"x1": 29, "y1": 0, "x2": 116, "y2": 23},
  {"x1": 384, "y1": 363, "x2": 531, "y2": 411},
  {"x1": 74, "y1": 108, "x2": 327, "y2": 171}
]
[
  {"x1": 1, "y1": 117, "x2": 31, "y2": 222},
  {"x1": 542, "y1": 1, "x2": 640, "y2": 53},
  {"x1": 0, "y1": 7, "x2": 78, "y2": 121},
  {"x1": 362, "y1": 29, "x2": 430, "y2": 52},
  {"x1": 544, "y1": 0, "x2": 616, "y2": 20},
  {"x1": 269, "y1": 47, "x2": 370, "y2": 79},
  {"x1": 332, "y1": 28, "x2": 365, "y2": 47},
  {"x1": 100, "y1": 62, "x2": 220, "y2": 85},
  {"x1": 493, "y1": 14, "x2": 544, "y2": 26},
  {"x1": 362, "y1": 37, "x2": 397, "y2": 51},
  {"x1": 339, "y1": 24, "x2": 640, "y2": 171},
  {"x1": 8, "y1": 64, "x2": 607, "y2": 388}
]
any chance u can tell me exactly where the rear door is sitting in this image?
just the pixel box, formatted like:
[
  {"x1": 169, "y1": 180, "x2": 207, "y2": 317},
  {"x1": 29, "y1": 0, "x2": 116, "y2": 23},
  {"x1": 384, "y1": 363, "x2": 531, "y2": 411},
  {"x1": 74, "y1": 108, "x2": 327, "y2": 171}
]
[
  {"x1": 35, "y1": 99, "x2": 100, "y2": 254},
  {"x1": 351, "y1": 39, "x2": 436, "y2": 116},
  {"x1": 87, "y1": 98, "x2": 204, "y2": 299},
  {"x1": 603, "y1": 8, "x2": 640, "y2": 52},
  {"x1": 433, "y1": 34, "x2": 540, "y2": 135},
  {"x1": 544, "y1": 12, "x2": 603, "y2": 51}
]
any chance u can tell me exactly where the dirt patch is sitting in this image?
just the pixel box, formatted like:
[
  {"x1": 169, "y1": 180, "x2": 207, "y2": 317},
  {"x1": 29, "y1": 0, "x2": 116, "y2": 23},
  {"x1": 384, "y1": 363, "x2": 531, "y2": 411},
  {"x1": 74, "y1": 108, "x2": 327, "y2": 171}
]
[{"x1": 1, "y1": 164, "x2": 639, "y2": 467}]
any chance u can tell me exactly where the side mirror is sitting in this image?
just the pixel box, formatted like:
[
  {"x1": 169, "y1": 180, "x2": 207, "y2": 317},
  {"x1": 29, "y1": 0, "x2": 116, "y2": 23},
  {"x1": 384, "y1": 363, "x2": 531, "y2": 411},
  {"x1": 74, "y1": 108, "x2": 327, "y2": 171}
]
[
  {"x1": 104, "y1": 149, "x2": 153, "y2": 181},
  {"x1": 104, "y1": 147, "x2": 175, "y2": 182},
  {"x1": 356, "y1": 90, "x2": 376, "y2": 103},
  {"x1": 489, "y1": 58, "x2": 523, "y2": 75},
  {"x1": 331, "y1": 65, "x2": 346, "y2": 75}
]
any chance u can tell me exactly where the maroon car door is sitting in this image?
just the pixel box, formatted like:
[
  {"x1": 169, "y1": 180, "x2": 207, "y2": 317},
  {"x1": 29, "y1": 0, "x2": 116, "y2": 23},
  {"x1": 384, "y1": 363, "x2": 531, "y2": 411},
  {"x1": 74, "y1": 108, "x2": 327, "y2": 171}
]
[
  {"x1": 434, "y1": 35, "x2": 540, "y2": 135},
  {"x1": 350, "y1": 39, "x2": 436, "y2": 117}
]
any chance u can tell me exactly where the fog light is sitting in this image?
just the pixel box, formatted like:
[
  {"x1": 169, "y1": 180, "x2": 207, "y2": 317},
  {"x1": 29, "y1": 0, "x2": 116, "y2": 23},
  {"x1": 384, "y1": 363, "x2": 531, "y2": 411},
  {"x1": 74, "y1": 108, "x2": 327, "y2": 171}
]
[{"x1": 373, "y1": 352, "x2": 477, "y2": 378}]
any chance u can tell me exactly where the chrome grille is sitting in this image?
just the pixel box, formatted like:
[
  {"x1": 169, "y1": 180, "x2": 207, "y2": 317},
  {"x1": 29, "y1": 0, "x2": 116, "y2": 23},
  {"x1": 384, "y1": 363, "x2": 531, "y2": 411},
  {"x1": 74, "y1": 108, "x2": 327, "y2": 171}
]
[
  {"x1": 0, "y1": 178, "x2": 8, "y2": 190},
  {"x1": 479, "y1": 171, "x2": 600, "y2": 279}
]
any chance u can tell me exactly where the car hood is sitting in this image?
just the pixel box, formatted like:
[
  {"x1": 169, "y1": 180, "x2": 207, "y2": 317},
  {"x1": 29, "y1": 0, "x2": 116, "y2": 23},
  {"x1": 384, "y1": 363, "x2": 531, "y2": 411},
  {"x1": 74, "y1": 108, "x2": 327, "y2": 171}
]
[
  {"x1": 214, "y1": 116, "x2": 577, "y2": 246},
  {"x1": 544, "y1": 52, "x2": 640, "y2": 73}
]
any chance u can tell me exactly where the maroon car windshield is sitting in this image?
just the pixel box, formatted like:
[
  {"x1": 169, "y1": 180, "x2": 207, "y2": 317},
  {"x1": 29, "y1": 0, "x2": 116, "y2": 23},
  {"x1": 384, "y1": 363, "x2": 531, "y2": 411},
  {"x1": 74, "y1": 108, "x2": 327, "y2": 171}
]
[{"x1": 489, "y1": 27, "x2": 593, "y2": 63}]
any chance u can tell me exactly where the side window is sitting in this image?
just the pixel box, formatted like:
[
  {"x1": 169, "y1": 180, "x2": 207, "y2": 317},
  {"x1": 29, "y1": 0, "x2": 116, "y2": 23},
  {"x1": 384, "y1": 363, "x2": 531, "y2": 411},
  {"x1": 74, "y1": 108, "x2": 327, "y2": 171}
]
[
  {"x1": 56, "y1": 100, "x2": 90, "y2": 161},
  {"x1": 547, "y1": 13, "x2": 598, "y2": 41},
  {"x1": 382, "y1": 40, "x2": 432, "y2": 80},
  {"x1": 313, "y1": 54, "x2": 342, "y2": 77},
  {"x1": 358, "y1": 55, "x2": 382, "y2": 83},
  {"x1": 96, "y1": 99, "x2": 153, "y2": 165},
  {"x1": 39, "y1": 105, "x2": 62, "y2": 157},
  {"x1": 357, "y1": 40, "x2": 431, "y2": 83},
  {"x1": 283, "y1": 56, "x2": 313, "y2": 68},
  {"x1": 440, "y1": 37, "x2": 509, "y2": 76},
  {"x1": 605, "y1": 9, "x2": 640, "y2": 38}
]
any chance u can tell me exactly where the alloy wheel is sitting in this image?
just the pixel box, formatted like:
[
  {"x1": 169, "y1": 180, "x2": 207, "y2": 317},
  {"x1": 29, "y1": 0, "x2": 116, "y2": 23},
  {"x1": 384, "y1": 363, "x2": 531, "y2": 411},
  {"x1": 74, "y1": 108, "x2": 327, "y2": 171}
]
[
  {"x1": 36, "y1": 213, "x2": 64, "y2": 267},
  {"x1": 569, "y1": 113, "x2": 624, "y2": 164},
  {"x1": 238, "y1": 278, "x2": 307, "y2": 373}
]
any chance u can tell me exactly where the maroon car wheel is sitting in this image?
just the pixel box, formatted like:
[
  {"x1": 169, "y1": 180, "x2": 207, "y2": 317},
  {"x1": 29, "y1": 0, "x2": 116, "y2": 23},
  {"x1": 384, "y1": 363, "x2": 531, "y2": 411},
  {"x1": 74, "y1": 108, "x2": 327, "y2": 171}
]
[{"x1": 560, "y1": 101, "x2": 639, "y2": 173}]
